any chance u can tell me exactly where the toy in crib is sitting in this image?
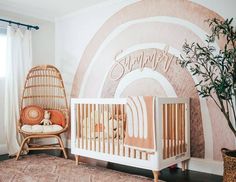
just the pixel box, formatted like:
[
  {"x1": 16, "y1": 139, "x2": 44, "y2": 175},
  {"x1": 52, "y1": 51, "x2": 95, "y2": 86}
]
[
  {"x1": 82, "y1": 110, "x2": 125, "y2": 139},
  {"x1": 110, "y1": 112, "x2": 126, "y2": 138}
]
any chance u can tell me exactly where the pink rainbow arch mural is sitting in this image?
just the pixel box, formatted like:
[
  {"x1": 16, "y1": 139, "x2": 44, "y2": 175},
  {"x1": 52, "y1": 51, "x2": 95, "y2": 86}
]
[{"x1": 71, "y1": 0, "x2": 235, "y2": 160}]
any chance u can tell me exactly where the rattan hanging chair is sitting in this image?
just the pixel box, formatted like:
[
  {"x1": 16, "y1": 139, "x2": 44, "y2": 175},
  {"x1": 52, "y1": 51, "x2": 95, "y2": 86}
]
[{"x1": 16, "y1": 65, "x2": 69, "y2": 160}]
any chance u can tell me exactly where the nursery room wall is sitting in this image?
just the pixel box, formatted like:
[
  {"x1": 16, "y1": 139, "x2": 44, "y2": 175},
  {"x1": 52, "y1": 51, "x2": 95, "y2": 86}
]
[
  {"x1": 0, "y1": 9, "x2": 55, "y2": 154},
  {"x1": 0, "y1": 9, "x2": 55, "y2": 65},
  {"x1": 55, "y1": 0, "x2": 236, "y2": 174}
]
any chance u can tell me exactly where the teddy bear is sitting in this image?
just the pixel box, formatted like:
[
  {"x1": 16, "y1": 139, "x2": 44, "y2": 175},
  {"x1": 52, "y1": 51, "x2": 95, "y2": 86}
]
[{"x1": 40, "y1": 110, "x2": 52, "y2": 125}]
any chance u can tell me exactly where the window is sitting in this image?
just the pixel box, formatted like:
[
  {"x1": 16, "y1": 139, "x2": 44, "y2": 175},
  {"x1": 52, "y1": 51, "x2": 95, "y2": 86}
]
[{"x1": 0, "y1": 29, "x2": 6, "y2": 77}]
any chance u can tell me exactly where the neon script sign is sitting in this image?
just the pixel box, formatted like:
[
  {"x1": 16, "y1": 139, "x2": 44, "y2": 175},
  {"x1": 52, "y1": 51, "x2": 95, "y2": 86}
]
[{"x1": 109, "y1": 46, "x2": 179, "y2": 81}]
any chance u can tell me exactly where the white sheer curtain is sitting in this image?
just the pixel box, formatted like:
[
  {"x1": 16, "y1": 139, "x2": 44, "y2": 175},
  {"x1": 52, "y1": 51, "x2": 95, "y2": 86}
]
[{"x1": 4, "y1": 26, "x2": 32, "y2": 156}]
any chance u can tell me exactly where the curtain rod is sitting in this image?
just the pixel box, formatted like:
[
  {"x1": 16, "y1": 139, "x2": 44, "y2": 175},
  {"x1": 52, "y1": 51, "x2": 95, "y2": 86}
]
[{"x1": 0, "y1": 18, "x2": 39, "y2": 30}]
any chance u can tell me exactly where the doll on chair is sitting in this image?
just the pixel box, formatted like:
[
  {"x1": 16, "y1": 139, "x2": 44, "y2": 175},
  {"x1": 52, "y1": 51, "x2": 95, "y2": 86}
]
[{"x1": 40, "y1": 110, "x2": 52, "y2": 125}]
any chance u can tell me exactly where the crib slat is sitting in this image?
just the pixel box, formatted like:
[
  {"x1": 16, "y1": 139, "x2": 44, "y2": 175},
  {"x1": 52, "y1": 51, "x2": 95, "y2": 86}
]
[
  {"x1": 112, "y1": 104, "x2": 114, "y2": 155},
  {"x1": 172, "y1": 104, "x2": 174, "y2": 157},
  {"x1": 102, "y1": 104, "x2": 105, "y2": 153},
  {"x1": 170, "y1": 104, "x2": 173, "y2": 157},
  {"x1": 89, "y1": 104, "x2": 91, "y2": 150},
  {"x1": 176, "y1": 104, "x2": 179, "y2": 155},
  {"x1": 182, "y1": 104, "x2": 185, "y2": 153},
  {"x1": 166, "y1": 104, "x2": 170, "y2": 158},
  {"x1": 167, "y1": 104, "x2": 169, "y2": 158},
  {"x1": 93, "y1": 104, "x2": 96, "y2": 151},
  {"x1": 183, "y1": 104, "x2": 186, "y2": 152},
  {"x1": 175, "y1": 104, "x2": 178, "y2": 155},
  {"x1": 163, "y1": 104, "x2": 166, "y2": 159},
  {"x1": 107, "y1": 104, "x2": 110, "y2": 154},
  {"x1": 178, "y1": 104, "x2": 180, "y2": 154},
  {"x1": 81, "y1": 104, "x2": 84, "y2": 149},
  {"x1": 85, "y1": 104, "x2": 88, "y2": 150},
  {"x1": 180, "y1": 104, "x2": 183, "y2": 155},
  {"x1": 174, "y1": 104, "x2": 178, "y2": 155},
  {"x1": 173, "y1": 104, "x2": 176, "y2": 156},
  {"x1": 121, "y1": 104, "x2": 125, "y2": 156},
  {"x1": 98, "y1": 104, "x2": 100, "y2": 152},
  {"x1": 180, "y1": 104, "x2": 183, "y2": 154},
  {"x1": 172, "y1": 104, "x2": 175, "y2": 157},
  {"x1": 168, "y1": 104, "x2": 172, "y2": 157},
  {"x1": 169, "y1": 104, "x2": 173, "y2": 157},
  {"x1": 116, "y1": 104, "x2": 120, "y2": 156},
  {"x1": 77, "y1": 104, "x2": 80, "y2": 148},
  {"x1": 177, "y1": 104, "x2": 181, "y2": 154}
]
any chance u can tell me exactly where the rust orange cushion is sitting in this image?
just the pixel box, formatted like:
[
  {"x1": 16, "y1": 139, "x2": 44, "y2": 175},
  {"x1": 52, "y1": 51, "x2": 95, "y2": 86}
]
[
  {"x1": 21, "y1": 105, "x2": 44, "y2": 125},
  {"x1": 48, "y1": 110, "x2": 66, "y2": 127}
]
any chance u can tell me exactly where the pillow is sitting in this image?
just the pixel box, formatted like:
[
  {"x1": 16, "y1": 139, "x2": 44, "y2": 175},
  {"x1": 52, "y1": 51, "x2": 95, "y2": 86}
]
[
  {"x1": 48, "y1": 110, "x2": 66, "y2": 127},
  {"x1": 20, "y1": 105, "x2": 44, "y2": 125},
  {"x1": 21, "y1": 124, "x2": 63, "y2": 133}
]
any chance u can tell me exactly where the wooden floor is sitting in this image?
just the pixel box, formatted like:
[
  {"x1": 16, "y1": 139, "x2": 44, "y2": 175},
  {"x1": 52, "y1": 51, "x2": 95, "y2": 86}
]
[
  {"x1": 108, "y1": 163, "x2": 223, "y2": 182},
  {"x1": 0, "y1": 150, "x2": 223, "y2": 182}
]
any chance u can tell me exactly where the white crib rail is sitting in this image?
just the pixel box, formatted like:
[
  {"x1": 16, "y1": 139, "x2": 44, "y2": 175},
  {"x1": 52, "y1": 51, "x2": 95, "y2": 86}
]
[{"x1": 71, "y1": 97, "x2": 190, "y2": 171}]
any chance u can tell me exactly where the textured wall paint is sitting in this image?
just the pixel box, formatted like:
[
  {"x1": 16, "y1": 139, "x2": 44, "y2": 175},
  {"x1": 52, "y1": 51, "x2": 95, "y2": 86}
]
[
  {"x1": 101, "y1": 49, "x2": 205, "y2": 158},
  {"x1": 55, "y1": 0, "x2": 236, "y2": 161}
]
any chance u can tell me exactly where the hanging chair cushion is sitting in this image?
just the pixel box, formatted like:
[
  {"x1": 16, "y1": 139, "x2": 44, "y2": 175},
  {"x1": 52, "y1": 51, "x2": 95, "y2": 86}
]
[
  {"x1": 48, "y1": 110, "x2": 66, "y2": 127},
  {"x1": 20, "y1": 105, "x2": 44, "y2": 125},
  {"x1": 21, "y1": 124, "x2": 63, "y2": 133}
]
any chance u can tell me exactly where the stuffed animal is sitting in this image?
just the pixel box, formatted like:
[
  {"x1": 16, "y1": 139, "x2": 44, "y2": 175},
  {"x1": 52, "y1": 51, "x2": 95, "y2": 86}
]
[{"x1": 40, "y1": 110, "x2": 52, "y2": 125}]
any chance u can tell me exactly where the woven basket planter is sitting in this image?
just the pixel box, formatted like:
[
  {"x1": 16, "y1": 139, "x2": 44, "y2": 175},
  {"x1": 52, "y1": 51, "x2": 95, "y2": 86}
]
[{"x1": 221, "y1": 148, "x2": 236, "y2": 182}]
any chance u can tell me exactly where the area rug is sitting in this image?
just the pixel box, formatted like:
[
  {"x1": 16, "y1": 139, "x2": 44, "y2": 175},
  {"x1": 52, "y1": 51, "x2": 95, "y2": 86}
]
[{"x1": 0, "y1": 154, "x2": 162, "y2": 182}]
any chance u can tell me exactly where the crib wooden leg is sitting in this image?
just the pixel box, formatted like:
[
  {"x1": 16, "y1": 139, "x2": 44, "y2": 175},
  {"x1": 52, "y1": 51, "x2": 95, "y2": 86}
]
[
  {"x1": 181, "y1": 160, "x2": 188, "y2": 171},
  {"x1": 75, "y1": 155, "x2": 79, "y2": 165},
  {"x1": 152, "y1": 171, "x2": 160, "y2": 182}
]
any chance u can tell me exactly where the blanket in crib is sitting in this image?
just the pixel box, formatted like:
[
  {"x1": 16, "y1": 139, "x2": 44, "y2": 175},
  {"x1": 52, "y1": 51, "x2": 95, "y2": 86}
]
[{"x1": 124, "y1": 96, "x2": 156, "y2": 152}]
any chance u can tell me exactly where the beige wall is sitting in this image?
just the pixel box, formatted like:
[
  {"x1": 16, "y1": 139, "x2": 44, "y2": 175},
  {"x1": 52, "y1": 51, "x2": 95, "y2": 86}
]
[
  {"x1": 0, "y1": 10, "x2": 55, "y2": 150},
  {"x1": 55, "y1": 0, "x2": 236, "y2": 172}
]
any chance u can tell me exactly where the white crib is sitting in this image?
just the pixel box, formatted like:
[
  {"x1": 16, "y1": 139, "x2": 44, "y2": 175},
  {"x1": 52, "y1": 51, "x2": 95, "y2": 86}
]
[{"x1": 71, "y1": 97, "x2": 190, "y2": 182}]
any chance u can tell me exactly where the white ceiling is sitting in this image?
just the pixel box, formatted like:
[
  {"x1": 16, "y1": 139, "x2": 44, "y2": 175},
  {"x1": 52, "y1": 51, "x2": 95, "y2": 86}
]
[
  {"x1": 2, "y1": 0, "x2": 235, "y2": 23},
  {"x1": 0, "y1": 0, "x2": 109, "y2": 21}
]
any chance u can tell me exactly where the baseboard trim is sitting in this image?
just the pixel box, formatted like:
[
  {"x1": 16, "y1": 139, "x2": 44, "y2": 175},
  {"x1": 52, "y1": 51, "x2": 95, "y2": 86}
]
[
  {"x1": 178, "y1": 157, "x2": 223, "y2": 176},
  {"x1": 0, "y1": 144, "x2": 7, "y2": 155}
]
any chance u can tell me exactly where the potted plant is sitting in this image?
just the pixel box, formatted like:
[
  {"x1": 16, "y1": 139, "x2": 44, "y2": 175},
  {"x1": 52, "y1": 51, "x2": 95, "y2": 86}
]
[{"x1": 179, "y1": 18, "x2": 236, "y2": 181}]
